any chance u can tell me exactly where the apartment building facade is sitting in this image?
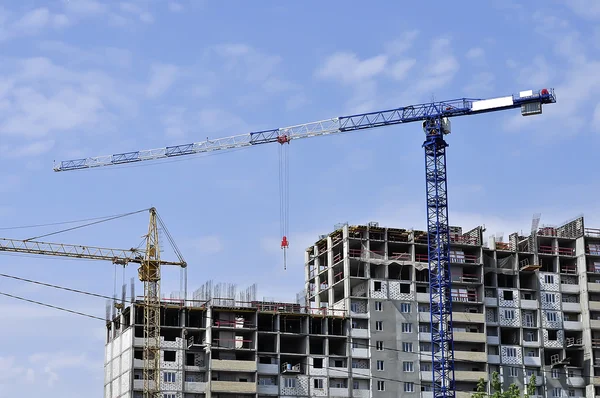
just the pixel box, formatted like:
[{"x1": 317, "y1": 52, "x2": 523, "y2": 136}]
[{"x1": 104, "y1": 215, "x2": 600, "y2": 398}]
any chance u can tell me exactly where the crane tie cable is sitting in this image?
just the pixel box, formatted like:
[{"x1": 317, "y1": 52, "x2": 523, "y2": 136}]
[
  {"x1": 0, "y1": 291, "x2": 104, "y2": 321},
  {"x1": 24, "y1": 208, "x2": 150, "y2": 241}
]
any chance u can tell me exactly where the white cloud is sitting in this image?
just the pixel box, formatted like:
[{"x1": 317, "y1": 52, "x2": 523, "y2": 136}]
[
  {"x1": 185, "y1": 235, "x2": 224, "y2": 255},
  {"x1": 466, "y1": 47, "x2": 484, "y2": 60},
  {"x1": 198, "y1": 108, "x2": 248, "y2": 134},
  {"x1": 593, "y1": 103, "x2": 600, "y2": 132},
  {"x1": 213, "y1": 43, "x2": 283, "y2": 84},
  {"x1": 463, "y1": 72, "x2": 495, "y2": 95},
  {"x1": 38, "y1": 41, "x2": 133, "y2": 69},
  {"x1": 169, "y1": 2, "x2": 184, "y2": 12},
  {"x1": 146, "y1": 64, "x2": 179, "y2": 99},
  {"x1": 0, "y1": 56, "x2": 137, "y2": 140},
  {"x1": 316, "y1": 52, "x2": 388, "y2": 85},
  {"x1": 388, "y1": 59, "x2": 416, "y2": 81},
  {"x1": 412, "y1": 37, "x2": 459, "y2": 95},
  {"x1": 161, "y1": 107, "x2": 187, "y2": 138},
  {"x1": 1, "y1": 140, "x2": 55, "y2": 158},
  {"x1": 560, "y1": 0, "x2": 600, "y2": 20},
  {"x1": 384, "y1": 30, "x2": 419, "y2": 56}
]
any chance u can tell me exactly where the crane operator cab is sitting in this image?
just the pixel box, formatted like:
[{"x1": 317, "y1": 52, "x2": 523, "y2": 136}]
[{"x1": 422, "y1": 117, "x2": 451, "y2": 136}]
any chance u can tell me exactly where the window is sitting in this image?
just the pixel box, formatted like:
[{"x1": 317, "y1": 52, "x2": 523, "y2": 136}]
[
  {"x1": 374, "y1": 281, "x2": 382, "y2": 291},
  {"x1": 545, "y1": 293, "x2": 556, "y2": 303},
  {"x1": 420, "y1": 363, "x2": 431, "y2": 371},
  {"x1": 400, "y1": 303, "x2": 411, "y2": 313},
  {"x1": 376, "y1": 360, "x2": 384, "y2": 371},
  {"x1": 404, "y1": 382, "x2": 415, "y2": 392},
  {"x1": 402, "y1": 342, "x2": 413, "y2": 352},
  {"x1": 503, "y1": 290, "x2": 514, "y2": 300},
  {"x1": 164, "y1": 351, "x2": 176, "y2": 362},
  {"x1": 376, "y1": 341, "x2": 384, "y2": 351},
  {"x1": 505, "y1": 348, "x2": 517, "y2": 357},
  {"x1": 552, "y1": 387, "x2": 561, "y2": 397},
  {"x1": 313, "y1": 358, "x2": 323, "y2": 368},
  {"x1": 552, "y1": 369, "x2": 560, "y2": 379},
  {"x1": 509, "y1": 367, "x2": 518, "y2": 377},
  {"x1": 353, "y1": 381, "x2": 359, "y2": 390},
  {"x1": 419, "y1": 324, "x2": 430, "y2": 333},
  {"x1": 402, "y1": 323, "x2": 412, "y2": 333},
  {"x1": 377, "y1": 380, "x2": 385, "y2": 391},
  {"x1": 403, "y1": 361, "x2": 414, "y2": 372},
  {"x1": 568, "y1": 389, "x2": 575, "y2": 397},
  {"x1": 546, "y1": 312, "x2": 558, "y2": 322},
  {"x1": 545, "y1": 274, "x2": 554, "y2": 284},
  {"x1": 375, "y1": 321, "x2": 383, "y2": 331},
  {"x1": 313, "y1": 379, "x2": 324, "y2": 389},
  {"x1": 163, "y1": 372, "x2": 176, "y2": 383},
  {"x1": 163, "y1": 394, "x2": 176, "y2": 398},
  {"x1": 375, "y1": 301, "x2": 383, "y2": 311},
  {"x1": 351, "y1": 302, "x2": 360, "y2": 312},
  {"x1": 504, "y1": 309, "x2": 515, "y2": 319},
  {"x1": 420, "y1": 342, "x2": 431, "y2": 352},
  {"x1": 548, "y1": 330, "x2": 558, "y2": 340},
  {"x1": 284, "y1": 378, "x2": 296, "y2": 388}
]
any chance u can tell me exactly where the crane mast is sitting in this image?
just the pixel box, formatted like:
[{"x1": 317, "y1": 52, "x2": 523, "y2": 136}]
[
  {"x1": 54, "y1": 88, "x2": 556, "y2": 398},
  {"x1": 141, "y1": 208, "x2": 161, "y2": 398},
  {"x1": 0, "y1": 208, "x2": 184, "y2": 398}
]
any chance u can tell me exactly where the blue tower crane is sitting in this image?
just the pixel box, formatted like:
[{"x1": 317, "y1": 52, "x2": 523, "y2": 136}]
[{"x1": 54, "y1": 88, "x2": 556, "y2": 398}]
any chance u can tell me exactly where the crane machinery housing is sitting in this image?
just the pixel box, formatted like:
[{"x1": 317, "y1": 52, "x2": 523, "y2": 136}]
[
  {"x1": 54, "y1": 88, "x2": 557, "y2": 398},
  {"x1": 0, "y1": 208, "x2": 186, "y2": 398}
]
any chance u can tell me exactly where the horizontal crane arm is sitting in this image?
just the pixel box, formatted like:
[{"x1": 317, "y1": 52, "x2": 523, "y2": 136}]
[
  {"x1": 54, "y1": 88, "x2": 555, "y2": 171},
  {"x1": 0, "y1": 237, "x2": 186, "y2": 267}
]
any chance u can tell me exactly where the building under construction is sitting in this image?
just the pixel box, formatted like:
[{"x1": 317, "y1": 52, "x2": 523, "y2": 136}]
[{"x1": 104, "y1": 215, "x2": 600, "y2": 398}]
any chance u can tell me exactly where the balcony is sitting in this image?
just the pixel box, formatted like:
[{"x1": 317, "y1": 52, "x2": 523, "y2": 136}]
[
  {"x1": 567, "y1": 376, "x2": 586, "y2": 388},
  {"x1": 564, "y1": 321, "x2": 583, "y2": 330},
  {"x1": 590, "y1": 301, "x2": 600, "y2": 311},
  {"x1": 184, "y1": 382, "x2": 207, "y2": 393},
  {"x1": 350, "y1": 328, "x2": 369, "y2": 338},
  {"x1": 453, "y1": 312, "x2": 485, "y2": 323},
  {"x1": 351, "y1": 348, "x2": 369, "y2": 358},
  {"x1": 211, "y1": 381, "x2": 257, "y2": 394},
  {"x1": 416, "y1": 292, "x2": 430, "y2": 302},
  {"x1": 454, "y1": 332, "x2": 485, "y2": 343},
  {"x1": 589, "y1": 283, "x2": 600, "y2": 293},
  {"x1": 329, "y1": 367, "x2": 348, "y2": 378},
  {"x1": 330, "y1": 387, "x2": 350, "y2": 397},
  {"x1": 257, "y1": 384, "x2": 278, "y2": 394},
  {"x1": 211, "y1": 359, "x2": 256, "y2": 372},
  {"x1": 562, "y1": 302, "x2": 580, "y2": 312},
  {"x1": 257, "y1": 363, "x2": 278, "y2": 374},
  {"x1": 487, "y1": 336, "x2": 499, "y2": 345},
  {"x1": 521, "y1": 299, "x2": 538, "y2": 310},
  {"x1": 488, "y1": 355, "x2": 500, "y2": 364},
  {"x1": 419, "y1": 332, "x2": 432, "y2": 342},
  {"x1": 455, "y1": 370, "x2": 487, "y2": 382},
  {"x1": 352, "y1": 367, "x2": 370, "y2": 377},
  {"x1": 523, "y1": 356, "x2": 541, "y2": 366},
  {"x1": 455, "y1": 351, "x2": 486, "y2": 362}
]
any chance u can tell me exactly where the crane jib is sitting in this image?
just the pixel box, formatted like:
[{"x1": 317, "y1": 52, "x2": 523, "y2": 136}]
[{"x1": 53, "y1": 88, "x2": 556, "y2": 173}]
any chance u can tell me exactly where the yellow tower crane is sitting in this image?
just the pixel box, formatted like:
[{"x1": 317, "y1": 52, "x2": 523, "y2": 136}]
[{"x1": 0, "y1": 207, "x2": 186, "y2": 398}]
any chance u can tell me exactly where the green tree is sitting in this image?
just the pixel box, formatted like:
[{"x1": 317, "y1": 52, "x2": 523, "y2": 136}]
[
  {"x1": 471, "y1": 371, "x2": 531, "y2": 398},
  {"x1": 524, "y1": 374, "x2": 536, "y2": 398},
  {"x1": 472, "y1": 377, "x2": 487, "y2": 398}
]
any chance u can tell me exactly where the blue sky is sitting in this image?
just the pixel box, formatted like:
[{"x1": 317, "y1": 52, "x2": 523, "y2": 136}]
[{"x1": 0, "y1": 0, "x2": 599, "y2": 396}]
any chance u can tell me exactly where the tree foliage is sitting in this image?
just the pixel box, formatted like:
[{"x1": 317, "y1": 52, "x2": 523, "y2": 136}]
[{"x1": 471, "y1": 371, "x2": 534, "y2": 398}]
